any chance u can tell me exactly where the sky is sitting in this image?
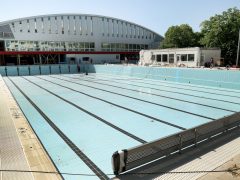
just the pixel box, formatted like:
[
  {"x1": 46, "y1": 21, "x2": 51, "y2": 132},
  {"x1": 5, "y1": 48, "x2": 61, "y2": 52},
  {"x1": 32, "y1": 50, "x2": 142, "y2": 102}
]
[{"x1": 0, "y1": 0, "x2": 239, "y2": 36}]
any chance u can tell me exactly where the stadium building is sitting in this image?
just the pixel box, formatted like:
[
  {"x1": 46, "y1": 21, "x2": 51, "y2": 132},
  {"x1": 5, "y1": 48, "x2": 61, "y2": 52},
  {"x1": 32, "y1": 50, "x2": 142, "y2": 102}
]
[{"x1": 0, "y1": 14, "x2": 163, "y2": 65}]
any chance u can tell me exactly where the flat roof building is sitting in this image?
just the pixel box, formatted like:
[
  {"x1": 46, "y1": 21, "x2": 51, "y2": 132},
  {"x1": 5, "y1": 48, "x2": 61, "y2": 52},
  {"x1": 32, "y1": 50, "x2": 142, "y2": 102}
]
[
  {"x1": 139, "y1": 47, "x2": 221, "y2": 67},
  {"x1": 0, "y1": 14, "x2": 163, "y2": 65}
]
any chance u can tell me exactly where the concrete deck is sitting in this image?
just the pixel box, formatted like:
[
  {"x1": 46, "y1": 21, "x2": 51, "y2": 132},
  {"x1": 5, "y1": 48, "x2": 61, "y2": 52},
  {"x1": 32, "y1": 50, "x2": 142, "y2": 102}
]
[
  {"x1": 199, "y1": 154, "x2": 240, "y2": 180},
  {"x1": 0, "y1": 76, "x2": 61, "y2": 180}
]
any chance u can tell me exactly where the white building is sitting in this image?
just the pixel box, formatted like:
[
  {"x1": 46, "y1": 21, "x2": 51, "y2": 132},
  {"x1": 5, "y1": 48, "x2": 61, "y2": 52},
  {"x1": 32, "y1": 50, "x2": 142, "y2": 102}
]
[
  {"x1": 139, "y1": 47, "x2": 221, "y2": 67},
  {"x1": 0, "y1": 14, "x2": 163, "y2": 65}
]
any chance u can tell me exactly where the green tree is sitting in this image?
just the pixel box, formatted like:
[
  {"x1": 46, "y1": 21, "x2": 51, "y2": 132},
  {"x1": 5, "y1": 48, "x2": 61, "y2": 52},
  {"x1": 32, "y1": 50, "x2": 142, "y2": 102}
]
[
  {"x1": 200, "y1": 7, "x2": 240, "y2": 64},
  {"x1": 161, "y1": 24, "x2": 199, "y2": 48}
]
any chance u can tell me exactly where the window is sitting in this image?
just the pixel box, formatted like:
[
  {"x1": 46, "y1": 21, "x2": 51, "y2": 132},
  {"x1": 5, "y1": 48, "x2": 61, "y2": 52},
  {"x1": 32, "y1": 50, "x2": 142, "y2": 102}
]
[
  {"x1": 116, "y1": 43, "x2": 120, "y2": 50},
  {"x1": 85, "y1": 42, "x2": 90, "y2": 49},
  {"x1": 83, "y1": 57, "x2": 89, "y2": 61},
  {"x1": 136, "y1": 44, "x2": 140, "y2": 50},
  {"x1": 111, "y1": 43, "x2": 116, "y2": 51},
  {"x1": 156, "y1": 55, "x2": 161, "y2": 62},
  {"x1": 85, "y1": 17, "x2": 88, "y2": 35},
  {"x1": 181, "y1": 54, "x2": 187, "y2": 61},
  {"x1": 80, "y1": 43, "x2": 84, "y2": 50},
  {"x1": 68, "y1": 17, "x2": 70, "y2": 34},
  {"x1": 133, "y1": 44, "x2": 137, "y2": 51},
  {"x1": 74, "y1": 18, "x2": 76, "y2": 35},
  {"x1": 27, "y1": 21, "x2": 30, "y2": 33},
  {"x1": 112, "y1": 20, "x2": 114, "y2": 37},
  {"x1": 49, "y1": 19, "x2": 51, "y2": 33},
  {"x1": 41, "y1": 20, "x2": 44, "y2": 33},
  {"x1": 129, "y1": 44, "x2": 133, "y2": 51},
  {"x1": 34, "y1": 21, "x2": 37, "y2": 33},
  {"x1": 90, "y1": 42, "x2": 95, "y2": 49},
  {"x1": 61, "y1": 19, "x2": 64, "y2": 34},
  {"x1": 12, "y1": 23, "x2": 15, "y2": 31},
  {"x1": 101, "y1": 43, "x2": 110, "y2": 51},
  {"x1": 79, "y1": 19, "x2": 82, "y2": 35},
  {"x1": 162, "y1": 54, "x2": 168, "y2": 62},
  {"x1": 90, "y1": 17, "x2": 93, "y2": 35},
  {"x1": 188, "y1": 54, "x2": 195, "y2": 61},
  {"x1": 169, "y1": 54, "x2": 174, "y2": 63},
  {"x1": 124, "y1": 44, "x2": 128, "y2": 51},
  {"x1": 102, "y1": 19, "x2": 105, "y2": 36}
]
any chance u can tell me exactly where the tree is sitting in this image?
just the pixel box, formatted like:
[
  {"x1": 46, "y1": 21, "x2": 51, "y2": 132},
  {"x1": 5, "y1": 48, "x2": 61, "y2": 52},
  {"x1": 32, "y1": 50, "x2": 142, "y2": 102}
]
[
  {"x1": 161, "y1": 24, "x2": 199, "y2": 48},
  {"x1": 200, "y1": 7, "x2": 240, "y2": 64}
]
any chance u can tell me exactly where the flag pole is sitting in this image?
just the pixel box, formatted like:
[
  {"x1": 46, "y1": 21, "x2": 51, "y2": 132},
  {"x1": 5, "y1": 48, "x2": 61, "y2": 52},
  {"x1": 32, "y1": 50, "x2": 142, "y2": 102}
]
[{"x1": 236, "y1": 28, "x2": 240, "y2": 67}]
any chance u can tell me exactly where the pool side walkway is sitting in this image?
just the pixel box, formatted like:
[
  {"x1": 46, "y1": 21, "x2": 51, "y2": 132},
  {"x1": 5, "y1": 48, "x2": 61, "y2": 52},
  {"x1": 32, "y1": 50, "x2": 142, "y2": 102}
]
[{"x1": 0, "y1": 76, "x2": 61, "y2": 180}]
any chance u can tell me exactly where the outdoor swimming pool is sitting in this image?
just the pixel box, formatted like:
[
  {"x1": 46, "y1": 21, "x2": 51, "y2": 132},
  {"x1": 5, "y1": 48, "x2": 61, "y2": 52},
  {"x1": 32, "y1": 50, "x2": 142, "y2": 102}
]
[{"x1": 2, "y1": 65, "x2": 240, "y2": 179}]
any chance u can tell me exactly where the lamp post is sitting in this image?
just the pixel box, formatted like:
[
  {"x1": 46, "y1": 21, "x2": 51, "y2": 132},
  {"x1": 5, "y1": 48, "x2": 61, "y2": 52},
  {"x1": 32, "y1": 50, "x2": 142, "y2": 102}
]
[{"x1": 236, "y1": 28, "x2": 240, "y2": 67}]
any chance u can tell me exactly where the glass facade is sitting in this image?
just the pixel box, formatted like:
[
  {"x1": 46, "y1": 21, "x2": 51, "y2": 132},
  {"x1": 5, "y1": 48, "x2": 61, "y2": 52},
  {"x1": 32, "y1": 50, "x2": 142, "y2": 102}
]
[
  {"x1": 5, "y1": 40, "x2": 95, "y2": 52},
  {"x1": 101, "y1": 43, "x2": 148, "y2": 52},
  {"x1": 5, "y1": 40, "x2": 149, "y2": 52}
]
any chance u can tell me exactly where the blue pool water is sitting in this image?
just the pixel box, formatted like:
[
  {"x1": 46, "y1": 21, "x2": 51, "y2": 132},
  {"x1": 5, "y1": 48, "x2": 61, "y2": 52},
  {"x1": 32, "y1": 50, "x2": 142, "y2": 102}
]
[{"x1": 3, "y1": 67, "x2": 240, "y2": 179}]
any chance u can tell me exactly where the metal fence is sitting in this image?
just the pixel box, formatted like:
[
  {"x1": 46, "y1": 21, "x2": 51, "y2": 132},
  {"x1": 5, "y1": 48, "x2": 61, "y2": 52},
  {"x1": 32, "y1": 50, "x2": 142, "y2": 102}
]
[{"x1": 112, "y1": 112, "x2": 240, "y2": 175}]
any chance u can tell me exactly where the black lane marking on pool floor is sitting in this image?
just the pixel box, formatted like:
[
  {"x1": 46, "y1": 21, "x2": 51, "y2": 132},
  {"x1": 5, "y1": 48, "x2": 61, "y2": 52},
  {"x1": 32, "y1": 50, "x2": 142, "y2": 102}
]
[
  {"x1": 84, "y1": 73, "x2": 240, "y2": 95},
  {"x1": 35, "y1": 76, "x2": 186, "y2": 130},
  {"x1": 8, "y1": 77, "x2": 109, "y2": 180},
  {"x1": 48, "y1": 76, "x2": 216, "y2": 121},
  {"x1": 64, "y1": 75, "x2": 236, "y2": 113},
  {"x1": 74, "y1": 73, "x2": 240, "y2": 101},
  {"x1": 21, "y1": 76, "x2": 146, "y2": 144},
  {"x1": 73, "y1": 74, "x2": 240, "y2": 105}
]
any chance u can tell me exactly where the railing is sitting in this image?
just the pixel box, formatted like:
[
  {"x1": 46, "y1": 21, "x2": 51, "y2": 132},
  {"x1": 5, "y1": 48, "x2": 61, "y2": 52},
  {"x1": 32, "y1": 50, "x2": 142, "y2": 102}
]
[{"x1": 112, "y1": 112, "x2": 240, "y2": 175}]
